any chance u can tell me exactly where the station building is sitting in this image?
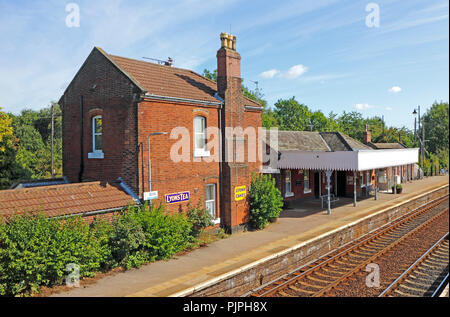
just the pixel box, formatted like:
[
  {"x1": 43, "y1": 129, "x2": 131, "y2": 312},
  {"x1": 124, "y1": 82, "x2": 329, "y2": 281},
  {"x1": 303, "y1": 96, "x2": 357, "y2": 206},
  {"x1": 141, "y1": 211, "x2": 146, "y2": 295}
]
[
  {"x1": 56, "y1": 32, "x2": 419, "y2": 230},
  {"x1": 59, "y1": 33, "x2": 263, "y2": 233}
]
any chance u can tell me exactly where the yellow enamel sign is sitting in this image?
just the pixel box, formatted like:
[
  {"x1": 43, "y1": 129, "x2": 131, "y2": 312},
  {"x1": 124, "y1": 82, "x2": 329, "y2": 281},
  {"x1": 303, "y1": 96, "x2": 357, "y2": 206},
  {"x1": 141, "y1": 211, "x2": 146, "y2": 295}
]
[{"x1": 234, "y1": 185, "x2": 246, "y2": 201}]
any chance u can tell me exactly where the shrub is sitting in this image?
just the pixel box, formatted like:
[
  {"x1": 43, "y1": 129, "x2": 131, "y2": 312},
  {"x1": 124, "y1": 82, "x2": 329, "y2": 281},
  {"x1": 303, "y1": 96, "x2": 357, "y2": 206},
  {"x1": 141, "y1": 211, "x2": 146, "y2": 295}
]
[
  {"x1": 0, "y1": 203, "x2": 197, "y2": 295},
  {"x1": 186, "y1": 202, "x2": 213, "y2": 237},
  {"x1": 248, "y1": 173, "x2": 284, "y2": 230},
  {"x1": 0, "y1": 214, "x2": 108, "y2": 296}
]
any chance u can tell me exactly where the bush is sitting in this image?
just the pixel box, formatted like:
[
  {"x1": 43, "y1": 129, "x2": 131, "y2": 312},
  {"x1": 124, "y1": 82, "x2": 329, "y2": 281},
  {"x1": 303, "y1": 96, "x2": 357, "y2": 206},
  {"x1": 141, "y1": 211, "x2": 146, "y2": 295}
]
[
  {"x1": 107, "y1": 204, "x2": 194, "y2": 269},
  {"x1": 186, "y1": 202, "x2": 213, "y2": 237},
  {"x1": 0, "y1": 203, "x2": 196, "y2": 296},
  {"x1": 0, "y1": 214, "x2": 108, "y2": 296},
  {"x1": 249, "y1": 173, "x2": 284, "y2": 230}
]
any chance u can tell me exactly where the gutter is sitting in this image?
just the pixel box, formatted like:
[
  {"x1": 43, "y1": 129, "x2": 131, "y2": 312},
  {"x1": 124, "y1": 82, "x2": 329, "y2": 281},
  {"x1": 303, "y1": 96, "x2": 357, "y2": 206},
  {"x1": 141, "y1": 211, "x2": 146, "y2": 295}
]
[
  {"x1": 144, "y1": 93, "x2": 223, "y2": 107},
  {"x1": 51, "y1": 206, "x2": 127, "y2": 220}
]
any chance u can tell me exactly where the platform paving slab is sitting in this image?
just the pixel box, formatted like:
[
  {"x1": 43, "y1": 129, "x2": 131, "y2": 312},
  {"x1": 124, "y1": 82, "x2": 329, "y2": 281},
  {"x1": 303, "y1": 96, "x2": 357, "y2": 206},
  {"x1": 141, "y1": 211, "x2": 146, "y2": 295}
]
[{"x1": 51, "y1": 176, "x2": 449, "y2": 297}]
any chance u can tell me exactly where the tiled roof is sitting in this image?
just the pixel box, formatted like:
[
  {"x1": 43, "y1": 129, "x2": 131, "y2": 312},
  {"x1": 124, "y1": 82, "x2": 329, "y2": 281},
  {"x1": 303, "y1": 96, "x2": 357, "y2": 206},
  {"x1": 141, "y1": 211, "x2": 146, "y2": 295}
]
[
  {"x1": 0, "y1": 181, "x2": 138, "y2": 219},
  {"x1": 98, "y1": 48, "x2": 261, "y2": 108},
  {"x1": 368, "y1": 142, "x2": 406, "y2": 149}
]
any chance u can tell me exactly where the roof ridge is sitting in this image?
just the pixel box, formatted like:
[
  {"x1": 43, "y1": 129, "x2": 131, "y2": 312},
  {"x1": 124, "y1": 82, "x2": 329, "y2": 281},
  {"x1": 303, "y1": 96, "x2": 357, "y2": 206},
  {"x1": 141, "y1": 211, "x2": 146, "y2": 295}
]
[{"x1": 1, "y1": 181, "x2": 106, "y2": 193}]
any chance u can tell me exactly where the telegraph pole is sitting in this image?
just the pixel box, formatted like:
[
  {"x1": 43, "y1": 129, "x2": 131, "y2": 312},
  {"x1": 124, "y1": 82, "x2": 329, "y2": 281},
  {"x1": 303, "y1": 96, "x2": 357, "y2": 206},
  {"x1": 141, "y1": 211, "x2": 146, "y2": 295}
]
[{"x1": 51, "y1": 103, "x2": 55, "y2": 179}]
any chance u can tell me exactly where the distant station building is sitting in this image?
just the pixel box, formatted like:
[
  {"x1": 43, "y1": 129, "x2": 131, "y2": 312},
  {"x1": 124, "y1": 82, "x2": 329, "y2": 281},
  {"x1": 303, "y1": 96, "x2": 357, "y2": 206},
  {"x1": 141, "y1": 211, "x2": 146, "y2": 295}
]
[{"x1": 263, "y1": 129, "x2": 418, "y2": 212}]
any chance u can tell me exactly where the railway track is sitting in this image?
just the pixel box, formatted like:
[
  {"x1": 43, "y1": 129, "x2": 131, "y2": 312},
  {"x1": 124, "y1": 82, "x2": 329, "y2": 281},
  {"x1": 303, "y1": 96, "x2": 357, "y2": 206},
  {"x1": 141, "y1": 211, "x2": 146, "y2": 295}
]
[
  {"x1": 245, "y1": 194, "x2": 449, "y2": 297},
  {"x1": 379, "y1": 233, "x2": 449, "y2": 297}
]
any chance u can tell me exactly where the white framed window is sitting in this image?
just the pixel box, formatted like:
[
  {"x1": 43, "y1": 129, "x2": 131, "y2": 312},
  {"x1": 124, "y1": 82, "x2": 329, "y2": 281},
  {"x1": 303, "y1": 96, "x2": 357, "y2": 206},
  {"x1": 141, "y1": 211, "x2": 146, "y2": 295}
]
[
  {"x1": 88, "y1": 115, "x2": 104, "y2": 159},
  {"x1": 194, "y1": 116, "x2": 210, "y2": 157},
  {"x1": 205, "y1": 184, "x2": 219, "y2": 224},
  {"x1": 285, "y1": 170, "x2": 293, "y2": 197},
  {"x1": 304, "y1": 170, "x2": 311, "y2": 193}
]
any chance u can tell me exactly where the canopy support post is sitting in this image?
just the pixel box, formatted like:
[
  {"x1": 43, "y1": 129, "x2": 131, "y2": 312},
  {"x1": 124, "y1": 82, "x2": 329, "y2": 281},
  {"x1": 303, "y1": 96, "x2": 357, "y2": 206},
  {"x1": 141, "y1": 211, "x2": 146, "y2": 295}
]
[
  {"x1": 326, "y1": 170, "x2": 332, "y2": 215},
  {"x1": 375, "y1": 169, "x2": 379, "y2": 200},
  {"x1": 353, "y1": 171, "x2": 357, "y2": 207}
]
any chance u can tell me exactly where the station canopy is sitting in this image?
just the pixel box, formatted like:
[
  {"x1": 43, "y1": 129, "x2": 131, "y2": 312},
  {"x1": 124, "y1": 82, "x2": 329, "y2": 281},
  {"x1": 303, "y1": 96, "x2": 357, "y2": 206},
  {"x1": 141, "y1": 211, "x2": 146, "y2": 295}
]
[
  {"x1": 264, "y1": 131, "x2": 419, "y2": 172},
  {"x1": 277, "y1": 148, "x2": 419, "y2": 172}
]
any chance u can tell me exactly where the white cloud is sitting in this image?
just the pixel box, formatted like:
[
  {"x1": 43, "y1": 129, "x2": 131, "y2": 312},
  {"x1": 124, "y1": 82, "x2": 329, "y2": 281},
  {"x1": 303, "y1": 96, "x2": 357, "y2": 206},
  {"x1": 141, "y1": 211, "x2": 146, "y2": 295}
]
[
  {"x1": 281, "y1": 64, "x2": 308, "y2": 79},
  {"x1": 355, "y1": 103, "x2": 374, "y2": 110},
  {"x1": 260, "y1": 69, "x2": 279, "y2": 79},
  {"x1": 386, "y1": 106, "x2": 393, "y2": 111},
  {"x1": 388, "y1": 86, "x2": 402, "y2": 93}
]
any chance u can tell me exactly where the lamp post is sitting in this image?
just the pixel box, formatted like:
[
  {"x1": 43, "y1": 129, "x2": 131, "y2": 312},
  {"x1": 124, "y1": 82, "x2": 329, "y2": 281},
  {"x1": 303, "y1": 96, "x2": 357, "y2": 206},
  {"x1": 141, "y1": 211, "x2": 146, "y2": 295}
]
[
  {"x1": 413, "y1": 106, "x2": 424, "y2": 179},
  {"x1": 148, "y1": 132, "x2": 168, "y2": 207}
]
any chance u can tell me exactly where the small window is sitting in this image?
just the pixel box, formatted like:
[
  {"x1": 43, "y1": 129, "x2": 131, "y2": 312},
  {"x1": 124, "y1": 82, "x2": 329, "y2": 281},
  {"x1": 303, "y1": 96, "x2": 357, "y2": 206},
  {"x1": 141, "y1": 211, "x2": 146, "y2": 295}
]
[
  {"x1": 92, "y1": 116, "x2": 102, "y2": 152},
  {"x1": 88, "y1": 115, "x2": 104, "y2": 159},
  {"x1": 285, "y1": 170, "x2": 293, "y2": 197},
  {"x1": 194, "y1": 116, "x2": 209, "y2": 157},
  {"x1": 304, "y1": 170, "x2": 310, "y2": 193},
  {"x1": 205, "y1": 184, "x2": 216, "y2": 219}
]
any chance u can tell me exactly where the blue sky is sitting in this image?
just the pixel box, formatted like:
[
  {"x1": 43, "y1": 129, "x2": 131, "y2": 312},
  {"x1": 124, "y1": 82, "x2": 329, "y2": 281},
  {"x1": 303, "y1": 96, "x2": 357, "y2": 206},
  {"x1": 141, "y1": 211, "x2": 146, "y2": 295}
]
[{"x1": 0, "y1": 0, "x2": 448, "y2": 130}]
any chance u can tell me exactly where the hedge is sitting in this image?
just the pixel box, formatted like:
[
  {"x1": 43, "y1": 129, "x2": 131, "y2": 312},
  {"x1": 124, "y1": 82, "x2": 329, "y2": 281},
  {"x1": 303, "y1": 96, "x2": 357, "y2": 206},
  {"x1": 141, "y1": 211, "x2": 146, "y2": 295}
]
[{"x1": 0, "y1": 203, "x2": 200, "y2": 296}]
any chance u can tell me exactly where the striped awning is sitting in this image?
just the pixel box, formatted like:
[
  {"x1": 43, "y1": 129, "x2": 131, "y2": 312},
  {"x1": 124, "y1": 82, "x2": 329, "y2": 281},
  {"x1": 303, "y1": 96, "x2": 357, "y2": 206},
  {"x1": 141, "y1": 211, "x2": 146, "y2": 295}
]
[{"x1": 277, "y1": 148, "x2": 419, "y2": 171}]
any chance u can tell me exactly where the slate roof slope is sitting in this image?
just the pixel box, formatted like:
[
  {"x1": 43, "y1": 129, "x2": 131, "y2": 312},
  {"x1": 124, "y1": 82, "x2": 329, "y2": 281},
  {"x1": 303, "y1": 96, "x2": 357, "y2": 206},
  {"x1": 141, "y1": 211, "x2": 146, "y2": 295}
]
[
  {"x1": 0, "y1": 181, "x2": 137, "y2": 219},
  {"x1": 265, "y1": 130, "x2": 373, "y2": 152},
  {"x1": 320, "y1": 132, "x2": 372, "y2": 151},
  {"x1": 273, "y1": 131, "x2": 330, "y2": 151},
  {"x1": 97, "y1": 48, "x2": 261, "y2": 108}
]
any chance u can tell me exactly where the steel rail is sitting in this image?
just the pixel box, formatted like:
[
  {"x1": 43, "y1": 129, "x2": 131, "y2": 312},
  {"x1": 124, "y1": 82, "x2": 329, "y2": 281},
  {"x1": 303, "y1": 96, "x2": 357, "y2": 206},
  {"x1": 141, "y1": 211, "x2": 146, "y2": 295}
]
[
  {"x1": 378, "y1": 232, "x2": 449, "y2": 297},
  {"x1": 247, "y1": 194, "x2": 448, "y2": 297},
  {"x1": 314, "y1": 208, "x2": 448, "y2": 297}
]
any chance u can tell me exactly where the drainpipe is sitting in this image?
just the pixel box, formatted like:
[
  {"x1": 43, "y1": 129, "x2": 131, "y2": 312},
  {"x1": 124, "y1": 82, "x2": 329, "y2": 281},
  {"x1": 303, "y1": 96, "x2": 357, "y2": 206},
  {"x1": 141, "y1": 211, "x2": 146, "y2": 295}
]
[{"x1": 78, "y1": 95, "x2": 84, "y2": 182}]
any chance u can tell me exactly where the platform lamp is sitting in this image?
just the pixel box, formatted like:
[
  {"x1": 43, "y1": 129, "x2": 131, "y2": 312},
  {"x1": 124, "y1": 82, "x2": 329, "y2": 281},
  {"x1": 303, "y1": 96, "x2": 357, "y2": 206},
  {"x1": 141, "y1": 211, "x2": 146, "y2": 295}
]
[
  {"x1": 412, "y1": 107, "x2": 424, "y2": 179},
  {"x1": 148, "y1": 132, "x2": 168, "y2": 208}
]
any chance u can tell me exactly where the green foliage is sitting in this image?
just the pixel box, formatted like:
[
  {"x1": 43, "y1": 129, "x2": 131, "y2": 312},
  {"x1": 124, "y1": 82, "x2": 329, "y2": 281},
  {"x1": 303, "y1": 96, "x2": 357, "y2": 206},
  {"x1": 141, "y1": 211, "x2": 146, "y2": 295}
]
[
  {"x1": 186, "y1": 202, "x2": 213, "y2": 237},
  {"x1": 0, "y1": 214, "x2": 108, "y2": 296},
  {"x1": 423, "y1": 102, "x2": 449, "y2": 155},
  {"x1": 273, "y1": 97, "x2": 312, "y2": 131},
  {"x1": 0, "y1": 204, "x2": 196, "y2": 296},
  {"x1": 248, "y1": 173, "x2": 283, "y2": 230}
]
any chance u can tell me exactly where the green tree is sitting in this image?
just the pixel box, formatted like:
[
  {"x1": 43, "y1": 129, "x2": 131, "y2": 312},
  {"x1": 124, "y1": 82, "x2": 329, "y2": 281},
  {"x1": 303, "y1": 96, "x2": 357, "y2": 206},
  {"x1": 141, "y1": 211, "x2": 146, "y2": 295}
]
[
  {"x1": 273, "y1": 97, "x2": 312, "y2": 131},
  {"x1": 0, "y1": 107, "x2": 30, "y2": 188},
  {"x1": 423, "y1": 101, "x2": 449, "y2": 155}
]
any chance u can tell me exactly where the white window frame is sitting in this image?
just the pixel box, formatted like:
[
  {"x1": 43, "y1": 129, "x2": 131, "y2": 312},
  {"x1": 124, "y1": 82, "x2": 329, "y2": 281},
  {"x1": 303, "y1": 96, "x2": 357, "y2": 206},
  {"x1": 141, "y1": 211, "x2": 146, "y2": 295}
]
[
  {"x1": 285, "y1": 170, "x2": 293, "y2": 197},
  {"x1": 205, "y1": 184, "x2": 219, "y2": 224},
  {"x1": 193, "y1": 116, "x2": 210, "y2": 157},
  {"x1": 303, "y1": 169, "x2": 311, "y2": 194},
  {"x1": 88, "y1": 115, "x2": 104, "y2": 159}
]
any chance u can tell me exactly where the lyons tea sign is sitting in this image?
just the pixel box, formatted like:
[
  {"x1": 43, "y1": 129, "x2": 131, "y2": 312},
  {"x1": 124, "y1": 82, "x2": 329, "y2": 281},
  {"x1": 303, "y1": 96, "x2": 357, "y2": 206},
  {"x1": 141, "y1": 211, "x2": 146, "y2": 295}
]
[{"x1": 165, "y1": 191, "x2": 190, "y2": 204}]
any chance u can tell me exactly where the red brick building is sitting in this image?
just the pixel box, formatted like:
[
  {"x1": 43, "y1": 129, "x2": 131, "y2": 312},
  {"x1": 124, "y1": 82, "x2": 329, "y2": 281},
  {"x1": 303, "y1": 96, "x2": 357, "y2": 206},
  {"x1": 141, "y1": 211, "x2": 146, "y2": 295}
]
[{"x1": 60, "y1": 33, "x2": 263, "y2": 232}]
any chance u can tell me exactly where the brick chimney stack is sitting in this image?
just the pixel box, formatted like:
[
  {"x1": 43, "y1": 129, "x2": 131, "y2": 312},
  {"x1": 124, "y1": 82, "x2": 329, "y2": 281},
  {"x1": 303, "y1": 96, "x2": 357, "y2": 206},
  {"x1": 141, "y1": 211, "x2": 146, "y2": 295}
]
[
  {"x1": 217, "y1": 33, "x2": 241, "y2": 99},
  {"x1": 216, "y1": 33, "x2": 248, "y2": 233},
  {"x1": 363, "y1": 124, "x2": 372, "y2": 144}
]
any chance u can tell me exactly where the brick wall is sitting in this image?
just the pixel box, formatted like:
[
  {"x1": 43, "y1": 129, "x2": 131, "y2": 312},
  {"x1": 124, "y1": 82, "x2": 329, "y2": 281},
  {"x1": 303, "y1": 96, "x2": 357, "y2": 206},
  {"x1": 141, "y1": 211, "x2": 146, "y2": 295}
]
[
  {"x1": 61, "y1": 48, "x2": 140, "y2": 193},
  {"x1": 137, "y1": 99, "x2": 222, "y2": 216}
]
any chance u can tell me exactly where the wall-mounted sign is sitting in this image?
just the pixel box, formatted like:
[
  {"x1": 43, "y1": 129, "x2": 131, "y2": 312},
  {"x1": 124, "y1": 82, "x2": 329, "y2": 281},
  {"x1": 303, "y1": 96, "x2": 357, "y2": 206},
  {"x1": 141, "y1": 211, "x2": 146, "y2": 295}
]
[
  {"x1": 347, "y1": 176, "x2": 353, "y2": 185},
  {"x1": 234, "y1": 186, "x2": 246, "y2": 201},
  {"x1": 144, "y1": 191, "x2": 158, "y2": 201},
  {"x1": 165, "y1": 191, "x2": 190, "y2": 204},
  {"x1": 296, "y1": 179, "x2": 302, "y2": 186}
]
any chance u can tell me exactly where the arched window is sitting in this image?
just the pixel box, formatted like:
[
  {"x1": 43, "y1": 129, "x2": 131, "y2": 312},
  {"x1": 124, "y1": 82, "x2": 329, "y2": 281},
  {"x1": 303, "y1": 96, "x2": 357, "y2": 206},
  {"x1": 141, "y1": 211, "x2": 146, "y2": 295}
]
[{"x1": 88, "y1": 115, "x2": 103, "y2": 159}]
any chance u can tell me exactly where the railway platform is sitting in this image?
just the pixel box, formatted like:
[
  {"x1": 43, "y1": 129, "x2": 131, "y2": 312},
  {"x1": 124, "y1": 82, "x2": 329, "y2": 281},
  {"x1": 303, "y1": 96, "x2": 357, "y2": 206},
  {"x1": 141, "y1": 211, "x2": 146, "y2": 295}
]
[{"x1": 53, "y1": 176, "x2": 449, "y2": 297}]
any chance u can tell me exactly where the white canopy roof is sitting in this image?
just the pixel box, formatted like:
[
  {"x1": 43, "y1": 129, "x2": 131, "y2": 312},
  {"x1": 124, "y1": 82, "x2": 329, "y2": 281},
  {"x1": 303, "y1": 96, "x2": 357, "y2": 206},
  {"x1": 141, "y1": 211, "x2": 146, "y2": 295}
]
[{"x1": 277, "y1": 148, "x2": 419, "y2": 171}]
